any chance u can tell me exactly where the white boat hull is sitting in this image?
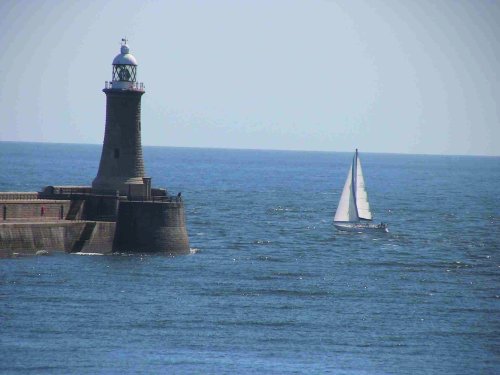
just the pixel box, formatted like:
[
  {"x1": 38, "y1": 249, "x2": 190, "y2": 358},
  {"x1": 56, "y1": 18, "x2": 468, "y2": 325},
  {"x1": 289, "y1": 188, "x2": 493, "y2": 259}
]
[{"x1": 334, "y1": 222, "x2": 388, "y2": 233}]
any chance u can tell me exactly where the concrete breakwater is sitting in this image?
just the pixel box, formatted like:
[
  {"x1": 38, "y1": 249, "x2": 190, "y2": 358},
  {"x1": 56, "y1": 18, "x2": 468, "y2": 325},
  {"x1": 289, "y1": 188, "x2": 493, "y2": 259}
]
[
  {"x1": 0, "y1": 187, "x2": 190, "y2": 257},
  {"x1": 115, "y1": 201, "x2": 189, "y2": 253},
  {"x1": 0, "y1": 221, "x2": 115, "y2": 257}
]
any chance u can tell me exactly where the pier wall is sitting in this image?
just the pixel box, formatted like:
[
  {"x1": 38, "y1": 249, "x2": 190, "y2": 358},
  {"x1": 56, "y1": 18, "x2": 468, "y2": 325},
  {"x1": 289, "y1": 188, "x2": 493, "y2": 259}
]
[
  {"x1": 0, "y1": 189, "x2": 188, "y2": 256},
  {"x1": 82, "y1": 195, "x2": 119, "y2": 221},
  {"x1": 1, "y1": 200, "x2": 72, "y2": 222},
  {"x1": 114, "y1": 201, "x2": 190, "y2": 254},
  {"x1": 0, "y1": 221, "x2": 116, "y2": 257}
]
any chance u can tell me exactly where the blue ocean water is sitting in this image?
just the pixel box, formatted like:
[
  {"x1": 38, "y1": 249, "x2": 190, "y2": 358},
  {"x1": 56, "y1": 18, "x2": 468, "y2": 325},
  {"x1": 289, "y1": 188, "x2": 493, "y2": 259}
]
[{"x1": 0, "y1": 142, "x2": 499, "y2": 374}]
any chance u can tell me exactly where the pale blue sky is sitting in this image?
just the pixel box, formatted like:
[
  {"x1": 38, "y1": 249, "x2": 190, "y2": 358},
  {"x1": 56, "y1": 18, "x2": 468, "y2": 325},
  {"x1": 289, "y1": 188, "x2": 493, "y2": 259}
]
[{"x1": 0, "y1": 0, "x2": 498, "y2": 156}]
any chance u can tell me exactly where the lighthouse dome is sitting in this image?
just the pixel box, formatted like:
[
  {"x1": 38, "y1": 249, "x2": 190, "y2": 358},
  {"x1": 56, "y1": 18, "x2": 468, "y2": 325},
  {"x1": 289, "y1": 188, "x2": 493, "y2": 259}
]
[{"x1": 112, "y1": 43, "x2": 138, "y2": 66}]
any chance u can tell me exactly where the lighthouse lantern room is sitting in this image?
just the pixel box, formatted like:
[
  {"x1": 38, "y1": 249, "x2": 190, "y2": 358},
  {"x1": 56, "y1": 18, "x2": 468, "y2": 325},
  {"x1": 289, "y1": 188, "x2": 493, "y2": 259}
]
[{"x1": 104, "y1": 38, "x2": 144, "y2": 91}]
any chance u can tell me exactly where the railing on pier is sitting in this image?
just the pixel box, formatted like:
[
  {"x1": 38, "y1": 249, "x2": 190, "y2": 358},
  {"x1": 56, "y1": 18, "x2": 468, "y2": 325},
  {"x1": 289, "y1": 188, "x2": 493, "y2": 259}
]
[
  {"x1": 20, "y1": 184, "x2": 182, "y2": 203},
  {"x1": 151, "y1": 195, "x2": 183, "y2": 203},
  {"x1": 0, "y1": 192, "x2": 39, "y2": 200}
]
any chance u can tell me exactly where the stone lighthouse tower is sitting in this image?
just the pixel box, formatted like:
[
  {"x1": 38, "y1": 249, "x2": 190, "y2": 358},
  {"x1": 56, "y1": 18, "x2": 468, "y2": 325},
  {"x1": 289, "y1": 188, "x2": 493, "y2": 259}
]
[
  {"x1": 92, "y1": 39, "x2": 147, "y2": 195},
  {"x1": 91, "y1": 39, "x2": 189, "y2": 254}
]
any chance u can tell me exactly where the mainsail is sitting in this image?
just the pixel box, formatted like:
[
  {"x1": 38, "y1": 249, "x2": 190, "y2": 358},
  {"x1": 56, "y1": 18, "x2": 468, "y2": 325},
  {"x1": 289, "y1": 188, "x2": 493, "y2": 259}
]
[
  {"x1": 333, "y1": 166, "x2": 359, "y2": 222},
  {"x1": 334, "y1": 149, "x2": 373, "y2": 222}
]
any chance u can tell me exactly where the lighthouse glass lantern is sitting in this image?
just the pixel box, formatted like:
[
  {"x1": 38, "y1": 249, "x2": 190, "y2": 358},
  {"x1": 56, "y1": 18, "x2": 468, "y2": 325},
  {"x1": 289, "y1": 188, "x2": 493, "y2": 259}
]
[{"x1": 109, "y1": 38, "x2": 139, "y2": 90}]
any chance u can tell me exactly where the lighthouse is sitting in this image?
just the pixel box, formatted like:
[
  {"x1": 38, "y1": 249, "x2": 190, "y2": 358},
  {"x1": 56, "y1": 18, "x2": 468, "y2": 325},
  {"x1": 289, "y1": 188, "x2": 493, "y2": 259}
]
[
  {"x1": 92, "y1": 39, "x2": 147, "y2": 195},
  {"x1": 91, "y1": 39, "x2": 190, "y2": 254},
  {"x1": 0, "y1": 39, "x2": 189, "y2": 256}
]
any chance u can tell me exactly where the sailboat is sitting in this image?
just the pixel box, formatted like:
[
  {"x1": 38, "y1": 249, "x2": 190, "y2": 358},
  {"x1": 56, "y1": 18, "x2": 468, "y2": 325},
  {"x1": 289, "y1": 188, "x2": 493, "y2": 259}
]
[{"x1": 333, "y1": 149, "x2": 388, "y2": 232}]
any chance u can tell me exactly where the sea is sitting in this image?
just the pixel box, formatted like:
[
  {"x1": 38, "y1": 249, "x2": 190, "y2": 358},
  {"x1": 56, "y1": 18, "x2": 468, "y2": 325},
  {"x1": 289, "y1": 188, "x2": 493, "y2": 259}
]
[{"x1": 0, "y1": 142, "x2": 499, "y2": 374}]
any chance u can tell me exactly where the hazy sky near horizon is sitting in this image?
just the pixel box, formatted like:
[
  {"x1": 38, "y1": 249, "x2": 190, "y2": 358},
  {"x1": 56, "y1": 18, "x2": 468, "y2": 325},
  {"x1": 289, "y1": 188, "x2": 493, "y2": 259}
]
[{"x1": 0, "y1": 0, "x2": 499, "y2": 156}]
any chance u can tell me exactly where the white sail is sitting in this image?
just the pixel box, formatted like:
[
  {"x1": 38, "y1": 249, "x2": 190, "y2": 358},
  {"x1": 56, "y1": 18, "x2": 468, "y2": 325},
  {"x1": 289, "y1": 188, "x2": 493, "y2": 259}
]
[
  {"x1": 333, "y1": 164, "x2": 359, "y2": 222},
  {"x1": 355, "y1": 154, "x2": 372, "y2": 220},
  {"x1": 334, "y1": 149, "x2": 387, "y2": 232}
]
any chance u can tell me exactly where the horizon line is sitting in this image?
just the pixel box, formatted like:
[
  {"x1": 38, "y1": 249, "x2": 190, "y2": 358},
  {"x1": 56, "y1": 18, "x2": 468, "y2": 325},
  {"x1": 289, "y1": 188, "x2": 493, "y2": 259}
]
[{"x1": 0, "y1": 140, "x2": 498, "y2": 158}]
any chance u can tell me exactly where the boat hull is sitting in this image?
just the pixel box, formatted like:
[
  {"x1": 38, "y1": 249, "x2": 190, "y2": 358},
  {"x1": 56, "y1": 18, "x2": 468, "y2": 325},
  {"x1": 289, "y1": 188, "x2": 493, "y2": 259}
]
[{"x1": 334, "y1": 222, "x2": 388, "y2": 233}]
